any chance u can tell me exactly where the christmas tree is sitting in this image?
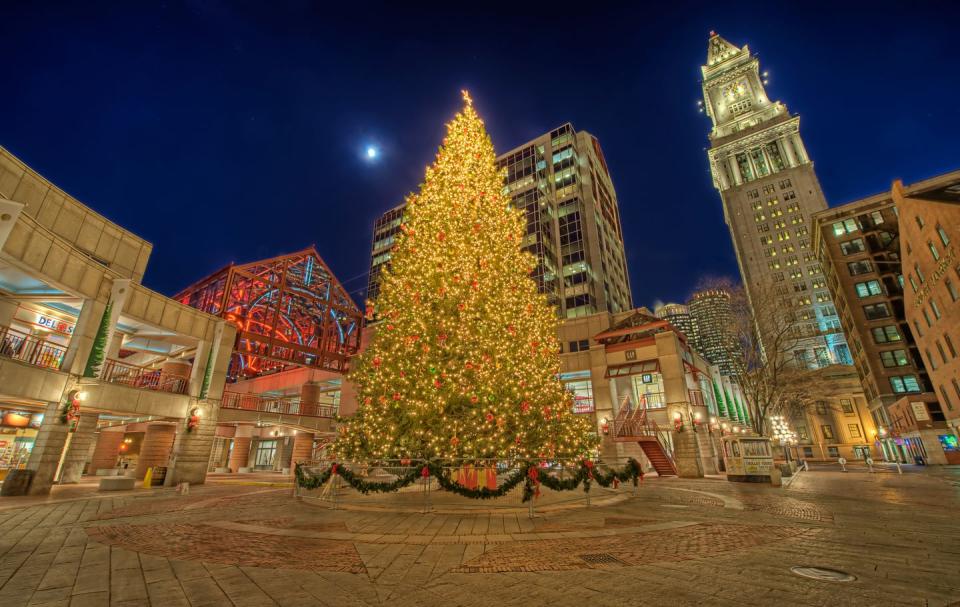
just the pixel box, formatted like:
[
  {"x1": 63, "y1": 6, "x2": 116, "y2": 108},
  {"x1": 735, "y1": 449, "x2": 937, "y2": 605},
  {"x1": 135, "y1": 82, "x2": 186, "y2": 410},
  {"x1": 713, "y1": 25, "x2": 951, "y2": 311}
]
[{"x1": 335, "y1": 92, "x2": 597, "y2": 462}]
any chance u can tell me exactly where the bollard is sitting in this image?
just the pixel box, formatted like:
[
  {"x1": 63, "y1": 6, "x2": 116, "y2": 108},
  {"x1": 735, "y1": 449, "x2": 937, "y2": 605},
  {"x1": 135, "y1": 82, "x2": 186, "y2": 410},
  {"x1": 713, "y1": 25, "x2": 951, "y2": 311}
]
[
  {"x1": 838, "y1": 457, "x2": 847, "y2": 472},
  {"x1": 142, "y1": 467, "x2": 153, "y2": 489},
  {"x1": 866, "y1": 457, "x2": 874, "y2": 473}
]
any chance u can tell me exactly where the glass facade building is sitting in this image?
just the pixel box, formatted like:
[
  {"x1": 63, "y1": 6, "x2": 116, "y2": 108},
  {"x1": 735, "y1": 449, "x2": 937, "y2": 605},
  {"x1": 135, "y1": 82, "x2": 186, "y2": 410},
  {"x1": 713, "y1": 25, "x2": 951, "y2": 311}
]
[{"x1": 366, "y1": 124, "x2": 633, "y2": 318}]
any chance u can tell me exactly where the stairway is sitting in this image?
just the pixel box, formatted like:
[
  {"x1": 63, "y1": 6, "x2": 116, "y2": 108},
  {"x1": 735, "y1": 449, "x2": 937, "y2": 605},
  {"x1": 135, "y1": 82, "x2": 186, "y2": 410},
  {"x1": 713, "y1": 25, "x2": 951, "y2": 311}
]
[{"x1": 638, "y1": 439, "x2": 677, "y2": 477}]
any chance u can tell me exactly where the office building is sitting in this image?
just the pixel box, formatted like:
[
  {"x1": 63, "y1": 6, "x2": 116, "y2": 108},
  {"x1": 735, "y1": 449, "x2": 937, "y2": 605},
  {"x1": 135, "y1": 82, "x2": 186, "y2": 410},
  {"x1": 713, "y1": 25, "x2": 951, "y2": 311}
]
[{"x1": 366, "y1": 124, "x2": 633, "y2": 318}]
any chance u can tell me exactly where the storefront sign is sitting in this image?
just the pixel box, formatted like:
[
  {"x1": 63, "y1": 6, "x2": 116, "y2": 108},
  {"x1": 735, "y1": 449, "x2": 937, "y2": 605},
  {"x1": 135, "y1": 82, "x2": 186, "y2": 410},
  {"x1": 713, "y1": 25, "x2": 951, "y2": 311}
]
[
  {"x1": 36, "y1": 315, "x2": 74, "y2": 335},
  {"x1": 0, "y1": 410, "x2": 43, "y2": 429},
  {"x1": 910, "y1": 402, "x2": 930, "y2": 421}
]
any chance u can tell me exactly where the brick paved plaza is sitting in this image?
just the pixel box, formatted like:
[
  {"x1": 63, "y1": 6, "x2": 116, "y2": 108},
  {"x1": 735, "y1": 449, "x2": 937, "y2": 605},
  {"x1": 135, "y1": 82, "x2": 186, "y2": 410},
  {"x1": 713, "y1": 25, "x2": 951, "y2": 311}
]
[{"x1": 0, "y1": 467, "x2": 959, "y2": 606}]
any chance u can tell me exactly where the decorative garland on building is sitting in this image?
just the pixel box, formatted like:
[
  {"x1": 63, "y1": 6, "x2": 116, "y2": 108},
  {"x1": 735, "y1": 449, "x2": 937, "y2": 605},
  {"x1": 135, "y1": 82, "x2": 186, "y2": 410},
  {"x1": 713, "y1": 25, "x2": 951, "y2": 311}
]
[{"x1": 295, "y1": 458, "x2": 644, "y2": 503}]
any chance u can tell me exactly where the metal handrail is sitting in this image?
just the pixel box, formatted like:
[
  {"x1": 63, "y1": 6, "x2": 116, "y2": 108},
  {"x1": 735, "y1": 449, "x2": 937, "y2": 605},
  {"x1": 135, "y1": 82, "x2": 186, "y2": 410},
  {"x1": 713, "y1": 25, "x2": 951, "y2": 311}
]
[
  {"x1": 101, "y1": 358, "x2": 189, "y2": 394},
  {"x1": 0, "y1": 324, "x2": 67, "y2": 370},
  {"x1": 221, "y1": 391, "x2": 338, "y2": 418}
]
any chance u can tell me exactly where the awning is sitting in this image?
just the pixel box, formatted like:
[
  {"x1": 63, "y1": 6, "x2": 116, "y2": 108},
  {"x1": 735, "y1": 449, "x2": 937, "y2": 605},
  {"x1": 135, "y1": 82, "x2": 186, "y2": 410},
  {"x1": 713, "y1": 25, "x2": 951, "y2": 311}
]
[{"x1": 604, "y1": 360, "x2": 660, "y2": 378}]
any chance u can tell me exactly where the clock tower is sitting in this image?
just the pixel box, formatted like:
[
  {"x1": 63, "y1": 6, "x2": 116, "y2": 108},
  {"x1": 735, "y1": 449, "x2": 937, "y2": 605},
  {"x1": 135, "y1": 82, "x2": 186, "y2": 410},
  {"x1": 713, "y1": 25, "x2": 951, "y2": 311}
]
[{"x1": 701, "y1": 32, "x2": 851, "y2": 369}]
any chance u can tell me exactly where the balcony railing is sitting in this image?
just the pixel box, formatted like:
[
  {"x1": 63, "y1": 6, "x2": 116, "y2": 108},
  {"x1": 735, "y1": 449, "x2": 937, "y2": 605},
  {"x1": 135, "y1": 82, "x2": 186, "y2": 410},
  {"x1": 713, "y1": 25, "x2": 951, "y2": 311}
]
[
  {"x1": 0, "y1": 324, "x2": 67, "y2": 370},
  {"x1": 101, "y1": 359, "x2": 189, "y2": 394},
  {"x1": 221, "y1": 391, "x2": 338, "y2": 418}
]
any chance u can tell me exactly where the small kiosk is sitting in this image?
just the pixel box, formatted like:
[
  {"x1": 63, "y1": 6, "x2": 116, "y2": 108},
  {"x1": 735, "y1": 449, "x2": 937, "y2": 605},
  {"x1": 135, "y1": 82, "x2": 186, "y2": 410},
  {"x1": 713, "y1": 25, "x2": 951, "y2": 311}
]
[{"x1": 721, "y1": 435, "x2": 774, "y2": 482}]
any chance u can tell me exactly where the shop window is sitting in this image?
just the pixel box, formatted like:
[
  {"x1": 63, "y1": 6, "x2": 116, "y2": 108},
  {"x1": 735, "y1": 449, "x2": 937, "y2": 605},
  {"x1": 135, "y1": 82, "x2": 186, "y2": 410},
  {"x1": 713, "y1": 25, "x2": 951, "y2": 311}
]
[
  {"x1": 803, "y1": 447, "x2": 814, "y2": 458},
  {"x1": 828, "y1": 446, "x2": 840, "y2": 458}
]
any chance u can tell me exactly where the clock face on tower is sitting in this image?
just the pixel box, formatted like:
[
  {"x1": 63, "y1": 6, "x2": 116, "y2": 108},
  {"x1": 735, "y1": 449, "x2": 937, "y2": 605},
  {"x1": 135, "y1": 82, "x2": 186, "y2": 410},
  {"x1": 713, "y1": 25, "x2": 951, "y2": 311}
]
[{"x1": 724, "y1": 80, "x2": 748, "y2": 101}]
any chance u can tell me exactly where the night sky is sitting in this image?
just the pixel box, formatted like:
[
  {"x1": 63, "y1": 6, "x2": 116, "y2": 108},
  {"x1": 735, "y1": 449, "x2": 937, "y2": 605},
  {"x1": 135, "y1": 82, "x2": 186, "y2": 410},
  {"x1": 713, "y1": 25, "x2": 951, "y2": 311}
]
[{"x1": 2, "y1": 2, "x2": 957, "y2": 310}]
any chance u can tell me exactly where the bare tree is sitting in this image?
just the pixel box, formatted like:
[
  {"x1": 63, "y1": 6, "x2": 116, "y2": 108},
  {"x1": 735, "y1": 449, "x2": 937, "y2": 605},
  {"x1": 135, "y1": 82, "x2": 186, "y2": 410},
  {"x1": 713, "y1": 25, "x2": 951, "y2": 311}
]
[{"x1": 698, "y1": 277, "x2": 810, "y2": 436}]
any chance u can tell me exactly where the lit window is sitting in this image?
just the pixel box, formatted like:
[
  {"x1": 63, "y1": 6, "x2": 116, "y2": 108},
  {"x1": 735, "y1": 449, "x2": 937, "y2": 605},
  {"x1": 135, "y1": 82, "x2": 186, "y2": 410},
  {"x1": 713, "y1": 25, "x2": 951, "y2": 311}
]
[
  {"x1": 840, "y1": 239, "x2": 865, "y2": 255},
  {"x1": 890, "y1": 375, "x2": 920, "y2": 394},
  {"x1": 854, "y1": 280, "x2": 882, "y2": 298},
  {"x1": 929, "y1": 241, "x2": 940, "y2": 261},
  {"x1": 870, "y1": 210, "x2": 884, "y2": 225},
  {"x1": 880, "y1": 350, "x2": 909, "y2": 368},
  {"x1": 872, "y1": 325, "x2": 901, "y2": 343}
]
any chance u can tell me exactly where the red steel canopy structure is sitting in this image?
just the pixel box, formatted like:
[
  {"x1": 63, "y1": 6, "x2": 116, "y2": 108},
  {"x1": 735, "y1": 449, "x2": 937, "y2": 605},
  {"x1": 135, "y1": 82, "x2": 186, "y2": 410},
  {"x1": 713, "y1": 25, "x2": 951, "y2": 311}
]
[{"x1": 175, "y1": 247, "x2": 362, "y2": 381}]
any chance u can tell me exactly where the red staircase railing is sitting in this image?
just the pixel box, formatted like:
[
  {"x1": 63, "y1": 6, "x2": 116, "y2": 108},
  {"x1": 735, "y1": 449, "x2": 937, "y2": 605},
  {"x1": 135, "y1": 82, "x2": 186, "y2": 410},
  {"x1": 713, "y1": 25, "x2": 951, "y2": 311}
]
[
  {"x1": 612, "y1": 395, "x2": 677, "y2": 471},
  {"x1": 0, "y1": 324, "x2": 67, "y2": 370},
  {"x1": 221, "y1": 391, "x2": 337, "y2": 418},
  {"x1": 101, "y1": 359, "x2": 189, "y2": 394}
]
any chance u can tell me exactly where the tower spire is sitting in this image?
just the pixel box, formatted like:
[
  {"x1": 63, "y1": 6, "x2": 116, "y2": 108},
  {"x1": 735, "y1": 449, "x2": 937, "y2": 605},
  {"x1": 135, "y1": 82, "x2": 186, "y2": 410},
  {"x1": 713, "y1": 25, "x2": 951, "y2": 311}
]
[{"x1": 706, "y1": 32, "x2": 743, "y2": 67}]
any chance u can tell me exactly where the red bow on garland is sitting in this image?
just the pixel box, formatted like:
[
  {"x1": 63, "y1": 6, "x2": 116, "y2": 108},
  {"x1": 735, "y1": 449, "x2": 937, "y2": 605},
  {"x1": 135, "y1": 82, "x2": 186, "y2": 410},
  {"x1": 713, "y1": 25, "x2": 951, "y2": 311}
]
[
  {"x1": 583, "y1": 459, "x2": 595, "y2": 480},
  {"x1": 527, "y1": 466, "x2": 541, "y2": 498},
  {"x1": 421, "y1": 466, "x2": 430, "y2": 478}
]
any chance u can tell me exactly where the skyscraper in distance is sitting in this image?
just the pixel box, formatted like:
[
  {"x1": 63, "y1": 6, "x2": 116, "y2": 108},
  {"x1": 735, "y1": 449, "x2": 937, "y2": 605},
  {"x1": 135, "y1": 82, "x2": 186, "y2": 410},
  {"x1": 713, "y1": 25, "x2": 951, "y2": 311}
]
[
  {"x1": 688, "y1": 288, "x2": 736, "y2": 376},
  {"x1": 366, "y1": 123, "x2": 633, "y2": 318},
  {"x1": 654, "y1": 302, "x2": 698, "y2": 345},
  {"x1": 700, "y1": 32, "x2": 851, "y2": 368}
]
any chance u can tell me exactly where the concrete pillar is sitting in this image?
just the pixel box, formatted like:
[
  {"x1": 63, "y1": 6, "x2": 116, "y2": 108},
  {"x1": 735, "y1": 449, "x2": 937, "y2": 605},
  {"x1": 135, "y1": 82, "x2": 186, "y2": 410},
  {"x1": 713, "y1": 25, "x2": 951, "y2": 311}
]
[
  {"x1": 134, "y1": 423, "x2": 177, "y2": 480},
  {"x1": 291, "y1": 431, "x2": 315, "y2": 467},
  {"x1": 59, "y1": 413, "x2": 100, "y2": 483},
  {"x1": 90, "y1": 428, "x2": 125, "y2": 473},
  {"x1": 0, "y1": 298, "x2": 18, "y2": 327},
  {"x1": 278, "y1": 435, "x2": 294, "y2": 471},
  {"x1": 20, "y1": 400, "x2": 72, "y2": 495},
  {"x1": 692, "y1": 407, "x2": 718, "y2": 475},
  {"x1": 0, "y1": 199, "x2": 25, "y2": 251},
  {"x1": 229, "y1": 425, "x2": 254, "y2": 472},
  {"x1": 62, "y1": 280, "x2": 130, "y2": 377},
  {"x1": 61, "y1": 298, "x2": 106, "y2": 376},
  {"x1": 165, "y1": 400, "x2": 219, "y2": 486},
  {"x1": 657, "y1": 333, "x2": 704, "y2": 479},
  {"x1": 106, "y1": 331, "x2": 124, "y2": 359}
]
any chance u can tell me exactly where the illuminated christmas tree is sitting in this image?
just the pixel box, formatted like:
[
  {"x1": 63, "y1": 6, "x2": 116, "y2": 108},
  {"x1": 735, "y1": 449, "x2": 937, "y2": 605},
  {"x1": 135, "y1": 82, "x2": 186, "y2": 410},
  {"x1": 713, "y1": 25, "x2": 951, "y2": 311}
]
[{"x1": 336, "y1": 92, "x2": 597, "y2": 462}]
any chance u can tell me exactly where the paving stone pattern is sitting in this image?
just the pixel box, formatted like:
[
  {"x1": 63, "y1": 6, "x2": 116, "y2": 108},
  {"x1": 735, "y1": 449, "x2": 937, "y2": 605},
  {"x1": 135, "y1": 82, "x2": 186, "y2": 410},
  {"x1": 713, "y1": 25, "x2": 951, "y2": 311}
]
[{"x1": 0, "y1": 468, "x2": 959, "y2": 605}]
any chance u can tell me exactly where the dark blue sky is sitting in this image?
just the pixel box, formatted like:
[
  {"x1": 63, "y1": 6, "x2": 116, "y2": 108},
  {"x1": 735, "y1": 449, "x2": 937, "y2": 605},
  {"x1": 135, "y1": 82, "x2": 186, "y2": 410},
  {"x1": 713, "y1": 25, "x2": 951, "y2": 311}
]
[{"x1": 2, "y1": 2, "x2": 957, "y2": 308}]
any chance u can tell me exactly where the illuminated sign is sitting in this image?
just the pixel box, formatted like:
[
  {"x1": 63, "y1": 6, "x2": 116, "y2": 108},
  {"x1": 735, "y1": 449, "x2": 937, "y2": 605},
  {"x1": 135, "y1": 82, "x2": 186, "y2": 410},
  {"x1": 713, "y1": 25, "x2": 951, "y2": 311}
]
[{"x1": 36, "y1": 315, "x2": 74, "y2": 335}]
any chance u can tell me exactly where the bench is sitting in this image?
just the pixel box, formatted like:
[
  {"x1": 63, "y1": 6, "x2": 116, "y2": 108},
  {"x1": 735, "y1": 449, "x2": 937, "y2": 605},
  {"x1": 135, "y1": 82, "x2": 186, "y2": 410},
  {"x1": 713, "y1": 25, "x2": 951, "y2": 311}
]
[{"x1": 98, "y1": 477, "x2": 136, "y2": 491}]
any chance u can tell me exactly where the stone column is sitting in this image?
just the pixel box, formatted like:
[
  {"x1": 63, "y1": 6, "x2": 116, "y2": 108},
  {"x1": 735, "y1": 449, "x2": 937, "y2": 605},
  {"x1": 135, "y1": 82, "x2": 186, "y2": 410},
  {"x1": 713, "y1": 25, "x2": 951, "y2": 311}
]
[
  {"x1": 668, "y1": 404, "x2": 705, "y2": 478},
  {"x1": 779, "y1": 136, "x2": 797, "y2": 167},
  {"x1": 727, "y1": 155, "x2": 742, "y2": 186},
  {"x1": 692, "y1": 406, "x2": 718, "y2": 475},
  {"x1": 791, "y1": 134, "x2": 808, "y2": 164},
  {"x1": 713, "y1": 160, "x2": 730, "y2": 190},
  {"x1": 134, "y1": 423, "x2": 177, "y2": 480},
  {"x1": 90, "y1": 428, "x2": 125, "y2": 474},
  {"x1": 165, "y1": 400, "x2": 219, "y2": 487},
  {"x1": 59, "y1": 412, "x2": 100, "y2": 483},
  {"x1": 21, "y1": 400, "x2": 72, "y2": 495},
  {"x1": 291, "y1": 431, "x2": 315, "y2": 467},
  {"x1": 229, "y1": 426, "x2": 253, "y2": 473}
]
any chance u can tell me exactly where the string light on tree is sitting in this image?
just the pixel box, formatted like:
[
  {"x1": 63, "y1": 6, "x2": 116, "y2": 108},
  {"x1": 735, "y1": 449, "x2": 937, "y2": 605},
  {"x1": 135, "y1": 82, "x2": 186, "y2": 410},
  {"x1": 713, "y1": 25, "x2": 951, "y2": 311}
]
[{"x1": 335, "y1": 91, "x2": 597, "y2": 462}]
